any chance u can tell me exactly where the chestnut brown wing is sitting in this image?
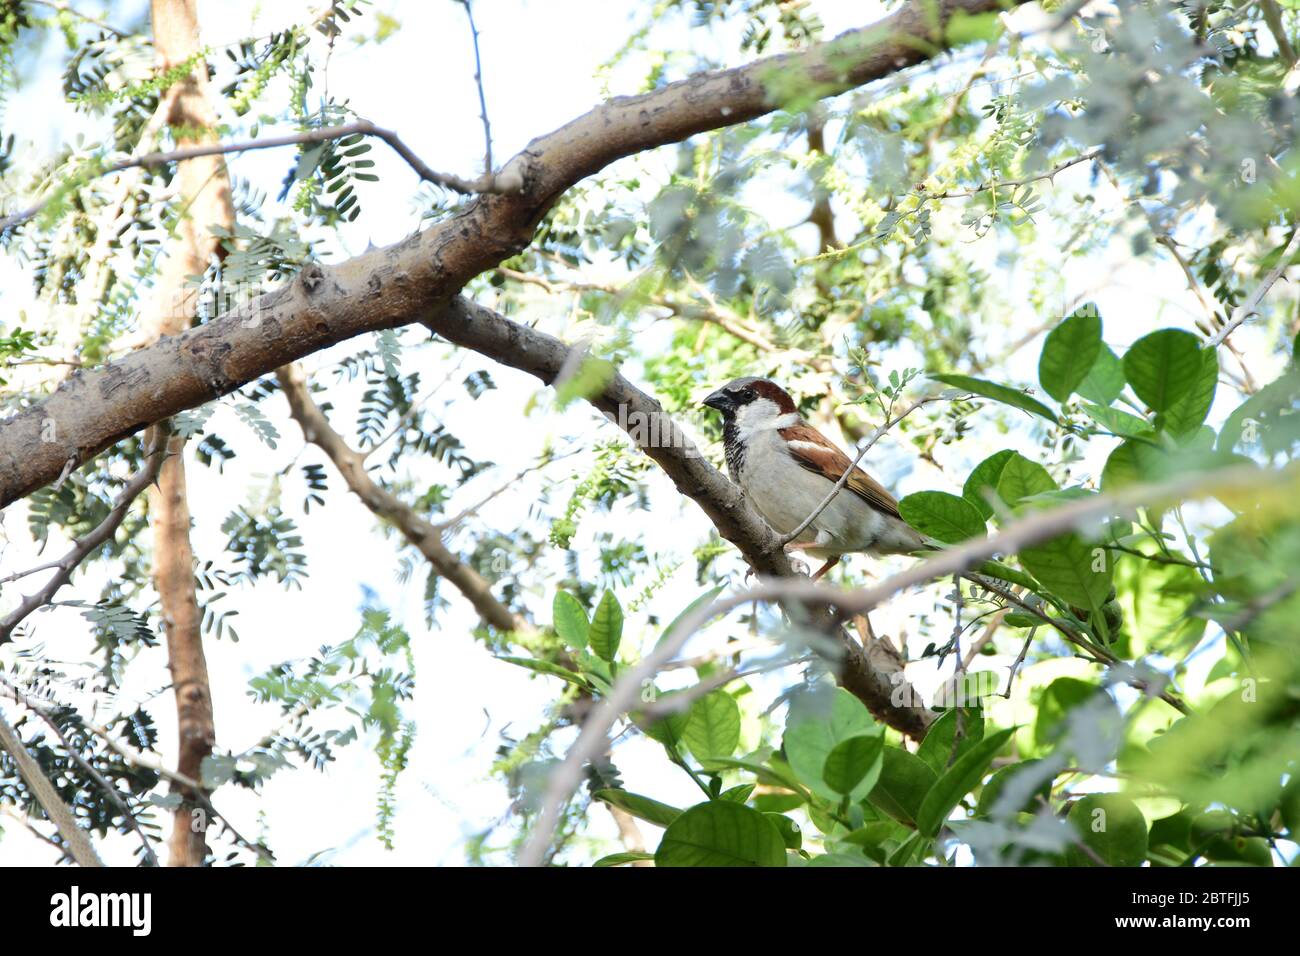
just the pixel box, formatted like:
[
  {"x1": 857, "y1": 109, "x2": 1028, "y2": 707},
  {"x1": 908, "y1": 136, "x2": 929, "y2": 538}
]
[{"x1": 778, "y1": 422, "x2": 904, "y2": 521}]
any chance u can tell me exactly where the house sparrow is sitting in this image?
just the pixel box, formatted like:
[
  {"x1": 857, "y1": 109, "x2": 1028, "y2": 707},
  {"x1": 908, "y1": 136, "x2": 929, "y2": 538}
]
[{"x1": 702, "y1": 376, "x2": 926, "y2": 580}]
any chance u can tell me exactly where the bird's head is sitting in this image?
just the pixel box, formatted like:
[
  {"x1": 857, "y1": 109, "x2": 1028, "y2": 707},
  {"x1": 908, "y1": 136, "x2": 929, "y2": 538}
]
[{"x1": 701, "y1": 377, "x2": 797, "y2": 419}]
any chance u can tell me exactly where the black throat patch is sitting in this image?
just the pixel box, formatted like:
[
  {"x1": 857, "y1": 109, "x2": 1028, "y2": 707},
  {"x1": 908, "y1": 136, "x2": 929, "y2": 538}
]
[{"x1": 722, "y1": 419, "x2": 745, "y2": 482}]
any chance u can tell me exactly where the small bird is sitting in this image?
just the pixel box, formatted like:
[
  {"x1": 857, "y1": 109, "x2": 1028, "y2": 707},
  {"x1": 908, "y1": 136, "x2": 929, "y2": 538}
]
[{"x1": 702, "y1": 376, "x2": 926, "y2": 580}]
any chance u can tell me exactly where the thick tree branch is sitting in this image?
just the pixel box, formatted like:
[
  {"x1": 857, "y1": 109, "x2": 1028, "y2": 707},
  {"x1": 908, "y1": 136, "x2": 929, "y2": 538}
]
[
  {"x1": 0, "y1": 0, "x2": 1028, "y2": 511},
  {"x1": 146, "y1": 0, "x2": 236, "y2": 868},
  {"x1": 0, "y1": 676, "x2": 160, "y2": 865},
  {"x1": 424, "y1": 296, "x2": 936, "y2": 736}
]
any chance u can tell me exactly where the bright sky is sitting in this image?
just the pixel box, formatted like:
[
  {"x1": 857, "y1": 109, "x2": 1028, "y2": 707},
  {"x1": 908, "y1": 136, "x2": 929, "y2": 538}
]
[{"x1": 0, "y1": 0, "x2": 1287, "y2": 866}]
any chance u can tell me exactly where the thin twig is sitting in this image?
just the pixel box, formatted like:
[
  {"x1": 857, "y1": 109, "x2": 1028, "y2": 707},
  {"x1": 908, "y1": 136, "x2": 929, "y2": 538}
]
[
  {"x1": 928, "y1": 149, "x2": 1101, "y2": 199},
  {"x1": 1207, "y1": 226, "x2": 1300, "y2": 347},
  {"x1": 457, "y1": 0, "x2": 493, "y2": 175},
  {"x1": 0, "y1": 434, "x2": 167, "y2": 644},
  {"x1": 0, "y1": 118, "x2": 512, "y2": 233}
]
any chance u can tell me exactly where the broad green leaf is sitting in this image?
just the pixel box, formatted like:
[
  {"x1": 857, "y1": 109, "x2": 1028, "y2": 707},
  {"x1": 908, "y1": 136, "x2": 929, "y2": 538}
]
[
  {"x1": 994, "y1": 453, "x2": 1057, "y2": 509},
  {"x1": 822, "y1": 734, "x2": 885, "y2": 796},
  {"x1": 1101, "y1": 436, "x2": 1167, "y2": 490},
  {"x1": 1080, "y1": 401, "x2": 1151, "y2": 438},
  {"x1": 962, "y1": 449, "x2": 1016, "y2": 519},
  {"x1": 1157, "y1": 348, "x2": 1218, "y2": 438},
  {"x1": 1038, "y1": 307, "x2": 1102, "y2": 402},
  {"x1": 683, "y1": 692, "x2": 741, "y2": 760},
  {"x1": 589, "y1": 590, "x2": 623, "y2": 662},
  {"x1": 1077, "y1": 344, "x2": 1125, "y2": 405},
  {"x1": 807, "y1": 850, "x2": 874, "y2": 867},
  {"x1": 752, "y1": 792, "x2": 804, "y2": 814},
  {"x1": 916, "y1": 707, "x2": 985, "y2": 774},
  {"x1": 494, "y1": 656, "x2": 587, "y2": 688},
  {"x1": 592, "y1": 851, "x2": 655, "y2": 867},
  {"x1": 594, "y1": 789, "x2": 682, "y2": 828},
  {"x1": 1019, "y1": 531, "x2": 1113, "y2": 609},
  {"x1": 765, "y1": 812, "x2": 802, "y2": 849},
  {"x1": 701, "y1": 756, "x2": 807, "y2": 795},
  {"x1": 1034, "y1": 677, "x2": 1108, "y2": 748},
  {"x1": 916, "y1": 727, "x2": 1015, "y2": 837},
  {"x1": 1066, "y1": 793, "x2": 1148, "y2": 867},
  {"x1": 635, "y1": 705, "x2": 687, "y2": 751},
  {"x1": 784, "y1": 689, "x2": 881, "y2": 802},
  {"x1": 899, "y1": 491, "x2": 987, "y2": 543},
  {"x1": 719, "y1": 784, "x2": 755, "y2": 804},
  {"x1": 1123, "y1": 329, "x2": 1203, "y2": 412},
  {"x1": 931, "y1": 373, "x2": 1059, "y2": 423},
  {"x1": 868, "y1": 747, "x2": 938, "y2": 828},
  {"x1": 974, "y1": 559, "x2": 1040, "y2": 590},
  {"x1": 975, "y1": 759, "x2": 1055, "y2": 817},
  {"x1": 654, "y1": 801, "x2": 787, "y2": 867},
  {"x1": 551, "y1": 591, "x2": 588, "y2": 649}
]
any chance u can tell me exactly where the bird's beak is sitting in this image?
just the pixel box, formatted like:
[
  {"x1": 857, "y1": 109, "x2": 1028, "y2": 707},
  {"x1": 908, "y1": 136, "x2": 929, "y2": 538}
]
[{"x1": 702, "y1": 388, "x2": 733, "y2": 412}]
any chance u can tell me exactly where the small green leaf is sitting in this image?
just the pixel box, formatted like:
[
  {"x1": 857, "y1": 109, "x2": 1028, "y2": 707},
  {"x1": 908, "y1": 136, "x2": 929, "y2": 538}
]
[
  {"x1": 822, "y1": 734, "x2": 885, "y2": 796},
  {"x1": 1019, "y1": 532, "x2": 1113, "y2": 610},
  {"x1": 994, "y1": 453, "x2": 1057, "y2": 509},
  {"x1": 594, "y1": 789, "x2": 683, "y2": 828},
  {"x1": 1080, "y1": 402, "x2": 1151, "y2": 438},
  {"x1": 655, "y1": 801, "x2": 787, "y2": 867},
  {"x1": 551, "y1": 591, "x2": 588, "y2": 649},
  {"x1": 916, "y1": 727, "x2": 1016, "y2": 837},
  {"x1": 1077, "y1": 344, "x2": 1125, "y2": 405},
  {"x1": 765, "y1": 812, "x2": 803, "y2": 849},
  {"x1": 1066, "y1": 793, "x2": 1148, "y2": 867},
  {"x1": 592, "y1": 851, "x2": 655, "y2": 867},
  {"x1": 1123, "y1": 329, "x2": 1203, "y2": 412},
  {"x1": 784, "y1": 689, "x2": 881, "y2": 802},
  {"x1": 1157, "y1": 348, "x2": 1218, "y2": 438},
  {"x1": 1101, "y1": 436, "x2": 1167, "y2": 490},
  {"x1": 495, "y1": 656, "x2": 587, "y2": 688},
  {"x1": 868, "y1": 747, "x2": 938, "y2": 828},
  {"x1": 976, "y1": 759, "x2": 1056, "y2": 817},
  {"x1": 589, "y1": 590, "x2": 623, "y2": 662},
  {"x1": 1038, "y1": 307, "x2": 1103, "y2": 402},
  {"x1": 634, "y1": 704, "x2": 688, "y2": 750},
  {"x1": 974, "y1": 559, "x2": 1040, "y2": 590},
  {"x1": 962, "y1": 450, "x2": 1016, "y2": 519},
  {"x1": 916, "y1": 707, "x2": 985, "y2": 774},
  {"x1": 899, "y1": 491, "x2": 987, "y2": 544},
  {"x1": 683, "y1": 692, "x2": 741, "y2": 761},
  {"x1": 931, "y1": 373, "x2": 1059, "y2": 423},
  {"x1": 1034, "y1": 678, "x2": 1109, "y2": 748},
  {"x1": 718, "y1": 784, "x2": 755, "y2": 804}
]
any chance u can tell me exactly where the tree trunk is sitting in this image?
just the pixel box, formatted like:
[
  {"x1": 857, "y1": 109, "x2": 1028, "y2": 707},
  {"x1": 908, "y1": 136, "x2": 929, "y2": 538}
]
[{"x1": 146, "y1": 0, "x2": 236, "y2": 867}]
